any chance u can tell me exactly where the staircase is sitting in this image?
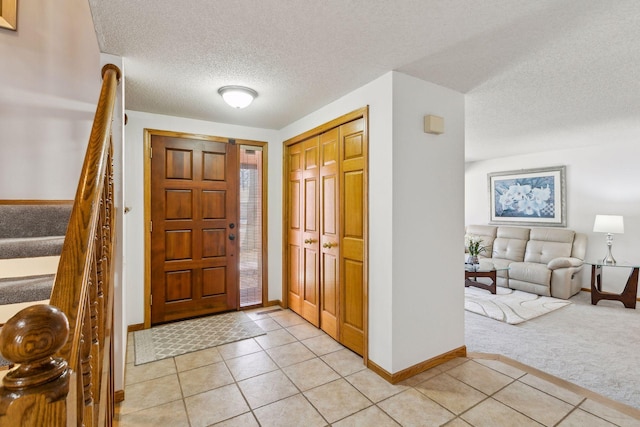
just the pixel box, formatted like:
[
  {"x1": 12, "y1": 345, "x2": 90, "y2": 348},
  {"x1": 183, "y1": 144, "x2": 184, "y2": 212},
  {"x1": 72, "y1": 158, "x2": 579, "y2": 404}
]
[
  {"x1": 0, "y1": 202, "x2": 71, "y2": 311},
  {"x1": 0, "y1": 64, "x2": 120, "y2": 427}
]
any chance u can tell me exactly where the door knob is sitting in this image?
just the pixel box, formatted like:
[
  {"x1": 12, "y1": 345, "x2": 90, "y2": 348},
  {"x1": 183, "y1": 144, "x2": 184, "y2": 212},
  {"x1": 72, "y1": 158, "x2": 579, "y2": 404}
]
[
  {"x1": 323, "y1": 242, "x2": 337, "y2": 248},
  {"x1": 229, "y1": 233, "x2": 235, "y2": 240},
  {"x1": 304, "y1": 239, "x2": 315, "y2": 244}
]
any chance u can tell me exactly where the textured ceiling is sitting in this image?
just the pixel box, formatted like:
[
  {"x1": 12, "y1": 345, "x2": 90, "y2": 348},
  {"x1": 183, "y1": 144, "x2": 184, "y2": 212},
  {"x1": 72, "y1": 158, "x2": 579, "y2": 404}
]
[{"x1": 88, "y1": 0, "x2": 640, "y2": 161}]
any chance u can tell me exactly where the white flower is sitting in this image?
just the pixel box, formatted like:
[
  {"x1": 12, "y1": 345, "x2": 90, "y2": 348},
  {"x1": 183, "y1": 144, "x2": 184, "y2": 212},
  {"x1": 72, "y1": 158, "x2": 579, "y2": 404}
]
[{"x1": 465, "y1": 234, "x2": 486, "y2": 256}]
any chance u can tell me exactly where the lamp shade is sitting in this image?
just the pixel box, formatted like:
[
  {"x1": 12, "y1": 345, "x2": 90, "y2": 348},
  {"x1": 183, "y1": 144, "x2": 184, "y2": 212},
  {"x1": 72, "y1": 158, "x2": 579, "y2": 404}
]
[
  {"x1": 593, "y1": 215, "x2": 624, "y2": 234},
  {"x1": 218, "y1": 86, "x2": 257, "y2": 109}
]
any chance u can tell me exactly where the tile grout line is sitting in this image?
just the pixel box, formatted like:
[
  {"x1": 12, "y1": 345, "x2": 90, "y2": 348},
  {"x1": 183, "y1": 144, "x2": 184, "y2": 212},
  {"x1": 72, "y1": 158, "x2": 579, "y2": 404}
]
[
  {"x1": 119, "y1": 308, "x2": 639, "y2": 426},
  {"x1": 447, "y1": 358, "x2": 584, "y2": 426},
  {"x1": 251, "y1": 315, "x2": 382, "y2": 425},
  {"x1": 171, "y1": 356, "x2": 194, "y2": 427},
  {"x1": 433, "y1": 358, "x2": 548, "y2": 426},
  {"x1": 260, "y1": 319, "x2": 361, "y2": 425}
]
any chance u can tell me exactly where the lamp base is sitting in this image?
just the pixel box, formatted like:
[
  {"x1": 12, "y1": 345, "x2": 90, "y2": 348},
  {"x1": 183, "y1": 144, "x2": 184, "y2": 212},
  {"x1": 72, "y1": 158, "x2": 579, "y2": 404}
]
[{"x1": 602, "y1": 239, "x2": 616, "y2": 265}]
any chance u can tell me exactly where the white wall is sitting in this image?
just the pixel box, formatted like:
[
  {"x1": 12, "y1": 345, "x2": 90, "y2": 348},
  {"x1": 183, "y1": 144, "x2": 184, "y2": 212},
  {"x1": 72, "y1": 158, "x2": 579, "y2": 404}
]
[
  {"x1": 0, "y1": 0, "x2": 101, "y2": 199},
  {"x1": 123, "y1": 111, "x2": 280, "y2": 325},
  {"x1": 465, "y1": 141, "x2": 640, "y2": 295},
  {"x1": 0, "y1": 0, "x2": 128, "y2": 392},
  {"x1": 391, "y1": 73, "x2": 465, "y2": 371},
  {"x1": 280, "y1": 71, "x2": 465, "y2": 373}
]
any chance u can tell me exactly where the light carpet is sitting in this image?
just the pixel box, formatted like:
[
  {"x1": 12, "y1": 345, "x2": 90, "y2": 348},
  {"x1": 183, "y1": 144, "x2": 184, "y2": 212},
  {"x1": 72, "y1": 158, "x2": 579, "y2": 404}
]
[
  {"x1": 466, "y1": 291, "x2": 640, "y2": 409},
  {"x1": 134, "y1": 311, "x2": 265, "y2": 365},
  {"x1": 465, "y1": 286, "x2": 571, "y2": 324}
]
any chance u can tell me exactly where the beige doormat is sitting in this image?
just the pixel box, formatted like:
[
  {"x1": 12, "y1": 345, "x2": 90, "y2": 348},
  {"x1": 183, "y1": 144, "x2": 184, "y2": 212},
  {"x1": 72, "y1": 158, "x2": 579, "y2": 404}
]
[
  {"x1": 465, "y1": 286, "x2": 571, "y2": 324},
  {"x1": 134, "y1": 311, "x2": 265, "y2": 365}
]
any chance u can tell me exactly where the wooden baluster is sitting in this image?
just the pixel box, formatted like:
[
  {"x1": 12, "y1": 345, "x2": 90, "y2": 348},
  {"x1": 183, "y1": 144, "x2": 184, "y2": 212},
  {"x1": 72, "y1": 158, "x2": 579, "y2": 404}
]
[
  {"x1": 81, "y1": 292, "x2": 94, "y2": 427},
  {"x1": 90, "y1": 247, "x2": 99, "y2": 348},
  {"x1": 90, "y1": 249, "x2": 102, "y2": 427},
  {"x1": 0, "y1": 305, "x2": 71, "y2": 426},
  {"x1": 103, "y1": 151, "x2": 112, "y2": 292},
  {"x1": 96, "y1": 197, "x2": 106, "y2": 356}
]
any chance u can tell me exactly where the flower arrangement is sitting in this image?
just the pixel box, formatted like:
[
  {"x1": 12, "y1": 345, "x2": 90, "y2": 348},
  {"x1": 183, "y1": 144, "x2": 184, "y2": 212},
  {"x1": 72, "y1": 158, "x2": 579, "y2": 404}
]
[{"x1": 465, "y1": 234, "x2": 486, "y2": 257}]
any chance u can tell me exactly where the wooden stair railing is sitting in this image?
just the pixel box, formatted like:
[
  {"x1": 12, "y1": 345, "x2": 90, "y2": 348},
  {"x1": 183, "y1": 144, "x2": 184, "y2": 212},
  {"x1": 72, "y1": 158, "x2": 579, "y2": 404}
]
[{"x1": 0, "y1": 64, "x2": 121, "y2": 427}]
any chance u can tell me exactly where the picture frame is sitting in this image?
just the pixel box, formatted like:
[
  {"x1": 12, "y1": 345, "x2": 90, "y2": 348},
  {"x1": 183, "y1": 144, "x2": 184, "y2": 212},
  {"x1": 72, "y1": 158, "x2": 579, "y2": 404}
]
[
  {"x1": 488, "y1": 166, "x2": 566, "y2": 227},
  {"x1": 0, "y1": 0, "x2": 17, "y2": 31}
]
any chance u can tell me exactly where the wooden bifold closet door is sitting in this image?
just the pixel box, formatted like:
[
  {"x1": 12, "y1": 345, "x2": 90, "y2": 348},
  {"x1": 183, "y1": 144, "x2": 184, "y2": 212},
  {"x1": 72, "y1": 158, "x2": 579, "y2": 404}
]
[{"x1": 286, "y1": 113, "x2": 367, "y2": 356}]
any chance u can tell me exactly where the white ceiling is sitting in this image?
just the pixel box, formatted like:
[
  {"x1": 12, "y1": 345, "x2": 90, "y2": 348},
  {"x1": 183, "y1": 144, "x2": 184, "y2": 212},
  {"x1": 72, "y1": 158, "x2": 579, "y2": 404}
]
[{"x1": 88, "y1": 1, "x2": 640, "y2": 162}]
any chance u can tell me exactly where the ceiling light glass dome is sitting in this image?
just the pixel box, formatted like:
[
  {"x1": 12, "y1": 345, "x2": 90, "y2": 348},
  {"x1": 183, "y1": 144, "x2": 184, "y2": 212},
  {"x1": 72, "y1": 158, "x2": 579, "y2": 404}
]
[{"x1": 218, "y1": 85, "x2": 258, "y2": 109}]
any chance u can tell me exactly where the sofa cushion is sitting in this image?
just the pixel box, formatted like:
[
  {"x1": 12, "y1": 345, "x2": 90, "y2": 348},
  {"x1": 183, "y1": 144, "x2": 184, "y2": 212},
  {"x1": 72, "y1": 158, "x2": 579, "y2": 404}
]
[
  {"x1": 509, "y1": 262, "x2": 551, "y2": 287},
  {"x1": 525, "y1": 228, "x2": 575, "y2": 264},
  {"x1": 547, "y1": 257, "x2": 583, "y2": 270},
  {"x1": 492, "y1": 226, "x2": 530, "y2": 261},
  {"x1": 490, "y1": 258, "x2": 512, "y2": 286}
]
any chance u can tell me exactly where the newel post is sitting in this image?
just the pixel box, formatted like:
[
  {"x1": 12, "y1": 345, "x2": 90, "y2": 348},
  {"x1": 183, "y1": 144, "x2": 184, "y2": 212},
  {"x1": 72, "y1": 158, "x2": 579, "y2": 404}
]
[{"x1": 0, "y1": 305, "x2": 71, "y2": 426}]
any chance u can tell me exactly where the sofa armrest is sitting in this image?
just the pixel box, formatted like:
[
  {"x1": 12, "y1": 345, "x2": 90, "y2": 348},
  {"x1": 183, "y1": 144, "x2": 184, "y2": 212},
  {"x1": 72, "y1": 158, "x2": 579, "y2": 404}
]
[{"x1": 547, "y1": 257, "x2": 583, "y2": 270}]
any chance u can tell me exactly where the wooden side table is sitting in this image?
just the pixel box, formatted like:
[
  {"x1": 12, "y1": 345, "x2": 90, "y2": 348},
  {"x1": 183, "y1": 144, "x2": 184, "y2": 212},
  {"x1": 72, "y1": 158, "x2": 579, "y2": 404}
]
[{"x1": 588, "y1": 261, "x2": 639, "y2": 309}]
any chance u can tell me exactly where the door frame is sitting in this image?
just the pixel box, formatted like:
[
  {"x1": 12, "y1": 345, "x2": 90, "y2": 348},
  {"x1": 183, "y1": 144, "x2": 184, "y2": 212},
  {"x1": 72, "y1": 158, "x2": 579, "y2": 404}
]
[
  {"x1": 143, "y1": 128, "x2": 269, "y2": 329},
  {"x1": 237, "y1": 140, "x2": 269, "y2": 309},
  {"x1": 282, "y1": 106, "x2": 369, "y2": 362}
]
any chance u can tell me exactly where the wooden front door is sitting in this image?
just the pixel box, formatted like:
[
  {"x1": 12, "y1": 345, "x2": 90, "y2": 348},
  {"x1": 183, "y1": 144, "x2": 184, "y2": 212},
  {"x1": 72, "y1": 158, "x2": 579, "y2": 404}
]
[{"x1": 150, "y1": 134, "x2": 239, "y2": 324}]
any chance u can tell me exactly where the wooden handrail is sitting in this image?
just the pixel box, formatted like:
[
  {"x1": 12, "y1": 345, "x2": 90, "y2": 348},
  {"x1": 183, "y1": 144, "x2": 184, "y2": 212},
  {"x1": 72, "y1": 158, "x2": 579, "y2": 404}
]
[{"x1": 0, "y1": 64, "x2": 121, "y2": 427}]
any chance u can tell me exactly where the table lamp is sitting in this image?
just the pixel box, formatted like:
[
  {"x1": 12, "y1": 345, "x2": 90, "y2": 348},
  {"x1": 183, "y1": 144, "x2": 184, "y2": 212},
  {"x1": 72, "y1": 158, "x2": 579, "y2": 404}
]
[{"x1": 592, "y1": 215, "x2": 624, "y2": 265}]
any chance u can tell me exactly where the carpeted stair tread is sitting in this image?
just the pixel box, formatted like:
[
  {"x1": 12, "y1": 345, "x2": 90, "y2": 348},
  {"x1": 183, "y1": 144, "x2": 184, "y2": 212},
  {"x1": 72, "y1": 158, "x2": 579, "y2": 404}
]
[
  {"x1": 0, "y1": 274, "x2": 54, "y2": 305},
  {"x1": 0, "y1": 236, "x2": 65, "y2": 259},
  {"x1": 0, "y1": 204, "x2": 71, "y2": 238},
  {"x1": 0, "y1": 203, "x2": 71, "y2": 259}
]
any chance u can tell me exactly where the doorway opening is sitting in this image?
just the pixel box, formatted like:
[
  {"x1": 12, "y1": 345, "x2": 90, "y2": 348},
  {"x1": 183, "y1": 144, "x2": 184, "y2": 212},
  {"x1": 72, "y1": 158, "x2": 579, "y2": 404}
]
[
  {"x1": 239, "y1": 145, "x2": 264, "y2": 307},
  {"x1": 143, "y1": 130, "x2": 268, "y2": 328}
]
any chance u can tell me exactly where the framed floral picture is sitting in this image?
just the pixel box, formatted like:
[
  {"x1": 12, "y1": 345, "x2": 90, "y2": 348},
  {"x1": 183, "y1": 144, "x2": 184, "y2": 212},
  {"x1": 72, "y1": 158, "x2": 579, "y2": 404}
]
[
  {"x1": 488, "y1": 166, "x2": 566, "y2": 227},
  {"x1": 0, "y1": 0, "x2": 18, "y2": 31}
]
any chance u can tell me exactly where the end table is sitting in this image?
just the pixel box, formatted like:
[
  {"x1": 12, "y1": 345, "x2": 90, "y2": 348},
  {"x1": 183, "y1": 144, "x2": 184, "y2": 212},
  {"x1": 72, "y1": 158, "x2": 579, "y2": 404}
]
[{"x1": 587, "y1": 260, "x2": 639, "y2": 309}]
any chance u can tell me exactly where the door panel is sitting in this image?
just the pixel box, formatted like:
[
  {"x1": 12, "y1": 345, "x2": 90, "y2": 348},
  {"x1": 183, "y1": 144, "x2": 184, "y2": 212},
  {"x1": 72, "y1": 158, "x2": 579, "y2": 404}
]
[
  {"x1": 287, "y1": 143, "x2": 303, "y2": 314},
  {"x1": 320, "y1": 128, "x2": 340, "y2": 339},
  {"x1": 287, "y1": 137, "x2": 321, "y2": 326},
  {"x1": 151, "y1": 135, "x2": 238, "y2": 324},
  {"x1": 340, "y1": 118, "x2": 366, "y2": 355},
  {"x1": 301, "y1": 137, "x2": 320, "y2": 326}
]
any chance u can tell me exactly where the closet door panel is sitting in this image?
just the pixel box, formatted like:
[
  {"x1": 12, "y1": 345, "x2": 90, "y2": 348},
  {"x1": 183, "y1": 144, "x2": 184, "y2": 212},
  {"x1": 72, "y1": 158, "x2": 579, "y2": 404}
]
[
  {"x1": 340, "y1": 118, "x2": 366, "y2": 355},
  {"x1": 301, "y1": 137, "x2": 320, "y2": 326},
  {"x1": 287, "y1": 143, "x2": 303, "y2": 315},
  {"x1": 320, "y1": 128, "x2": 340, "y2": 339}
]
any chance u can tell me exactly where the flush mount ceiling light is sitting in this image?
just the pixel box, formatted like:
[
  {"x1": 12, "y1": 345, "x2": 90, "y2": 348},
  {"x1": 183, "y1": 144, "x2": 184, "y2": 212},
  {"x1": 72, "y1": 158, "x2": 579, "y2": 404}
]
[{"x1": 218, "y1": 85, "x2": 258, "y2": 109}]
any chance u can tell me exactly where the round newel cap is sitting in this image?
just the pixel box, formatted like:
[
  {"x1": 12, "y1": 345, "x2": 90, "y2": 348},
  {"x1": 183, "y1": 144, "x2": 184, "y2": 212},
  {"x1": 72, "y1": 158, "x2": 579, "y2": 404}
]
[{"x1": 0, "y1": 304, "x2": 70, "y2": 365}]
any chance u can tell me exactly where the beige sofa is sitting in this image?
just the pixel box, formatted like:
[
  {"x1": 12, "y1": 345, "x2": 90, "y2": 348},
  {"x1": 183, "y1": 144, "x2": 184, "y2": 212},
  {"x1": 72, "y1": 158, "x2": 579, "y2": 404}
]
[{"x1": 466, "y1": 225, "x2": 587, "y2": 299}]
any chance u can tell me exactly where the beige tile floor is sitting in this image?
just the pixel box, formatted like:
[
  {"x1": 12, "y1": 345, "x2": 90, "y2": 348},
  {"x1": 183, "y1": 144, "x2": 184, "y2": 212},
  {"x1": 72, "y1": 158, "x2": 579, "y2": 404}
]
[{"x1": 115, "y1": 308, "x2": 640, "y2": 427}]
